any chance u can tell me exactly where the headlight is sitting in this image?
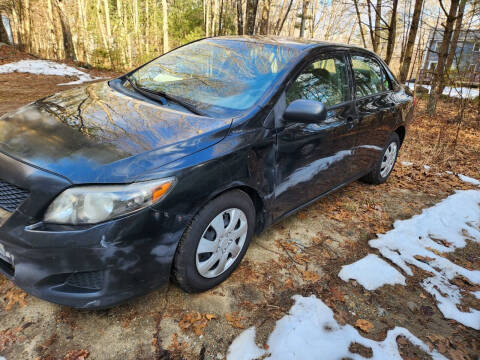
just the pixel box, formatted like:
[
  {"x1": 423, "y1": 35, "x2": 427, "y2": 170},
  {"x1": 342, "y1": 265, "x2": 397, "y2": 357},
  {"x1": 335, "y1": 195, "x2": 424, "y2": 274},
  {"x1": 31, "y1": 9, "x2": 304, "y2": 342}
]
[{"x1": 44, "y1": 178, "x2": 175, "y2": 225}]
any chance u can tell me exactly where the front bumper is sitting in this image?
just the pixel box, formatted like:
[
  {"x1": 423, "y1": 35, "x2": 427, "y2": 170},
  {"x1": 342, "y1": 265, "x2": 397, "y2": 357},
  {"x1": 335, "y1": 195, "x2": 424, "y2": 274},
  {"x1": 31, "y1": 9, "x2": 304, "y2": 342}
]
[
  {"x1": 0, "y1": 152, "x2": 184, "y2": 309},
  {"x1": 0, "y1": 208, "x2": 183, "y2": 309}
]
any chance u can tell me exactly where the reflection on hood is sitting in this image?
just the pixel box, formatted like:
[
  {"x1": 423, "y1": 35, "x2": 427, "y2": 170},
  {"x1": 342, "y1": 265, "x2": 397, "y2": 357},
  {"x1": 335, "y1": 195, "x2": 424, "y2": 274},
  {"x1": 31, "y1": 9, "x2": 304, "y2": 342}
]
[{"x1": 0, "y1": 82, "x2": 232, "y2": 183}]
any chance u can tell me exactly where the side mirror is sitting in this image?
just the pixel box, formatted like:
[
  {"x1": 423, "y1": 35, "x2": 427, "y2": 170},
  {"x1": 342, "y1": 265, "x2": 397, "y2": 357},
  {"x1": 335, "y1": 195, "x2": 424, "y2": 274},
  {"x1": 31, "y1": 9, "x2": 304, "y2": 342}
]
[{"x1": 283, "y1": 99, "x2": 327, "y2": 124}]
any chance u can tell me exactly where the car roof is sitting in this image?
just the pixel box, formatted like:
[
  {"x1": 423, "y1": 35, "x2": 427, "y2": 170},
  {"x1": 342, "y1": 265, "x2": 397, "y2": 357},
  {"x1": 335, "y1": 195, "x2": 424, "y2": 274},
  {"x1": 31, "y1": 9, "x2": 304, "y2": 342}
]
[{"x1": 212, "y1": 35, "x2": 373, "y2": 54}]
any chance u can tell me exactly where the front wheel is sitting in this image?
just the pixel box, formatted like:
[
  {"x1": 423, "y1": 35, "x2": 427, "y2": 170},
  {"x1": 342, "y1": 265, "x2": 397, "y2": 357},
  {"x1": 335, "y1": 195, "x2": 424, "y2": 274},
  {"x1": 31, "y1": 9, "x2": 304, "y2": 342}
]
[
  {"x1": 172, "y1": 190, "x2": 255, "y2": 293},
  {"x1": 361, "y1": 132, "x2": 400, "y2": 185}
]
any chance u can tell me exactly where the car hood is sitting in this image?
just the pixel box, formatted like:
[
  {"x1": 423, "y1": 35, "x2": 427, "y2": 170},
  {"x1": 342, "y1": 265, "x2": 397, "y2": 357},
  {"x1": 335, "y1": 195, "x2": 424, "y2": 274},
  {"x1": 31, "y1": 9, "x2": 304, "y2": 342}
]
[{"x1": 0, "y1": 81, "x2": 232, "y2": 183}]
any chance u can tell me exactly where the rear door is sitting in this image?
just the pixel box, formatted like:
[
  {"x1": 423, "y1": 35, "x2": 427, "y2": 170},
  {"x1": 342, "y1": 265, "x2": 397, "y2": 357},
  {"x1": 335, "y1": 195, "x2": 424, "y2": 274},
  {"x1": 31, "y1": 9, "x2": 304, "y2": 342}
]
[
  {"x1": 273, "y1": 52, "x2": 359, "y2": 218},
  {"x1": 349, "y1": 53, "x2": 397, "y2": 172}
]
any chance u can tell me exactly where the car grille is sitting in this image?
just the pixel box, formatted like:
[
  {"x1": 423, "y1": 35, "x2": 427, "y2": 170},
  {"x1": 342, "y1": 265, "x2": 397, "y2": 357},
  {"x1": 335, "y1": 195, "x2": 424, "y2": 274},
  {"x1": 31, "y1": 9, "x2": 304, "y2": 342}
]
[
  {"x1": 66, "y1": 271, "x2": 105, "y2": 290},
  {"x1": 0, "y1": 179, "x2": 29, "y2": 212}
]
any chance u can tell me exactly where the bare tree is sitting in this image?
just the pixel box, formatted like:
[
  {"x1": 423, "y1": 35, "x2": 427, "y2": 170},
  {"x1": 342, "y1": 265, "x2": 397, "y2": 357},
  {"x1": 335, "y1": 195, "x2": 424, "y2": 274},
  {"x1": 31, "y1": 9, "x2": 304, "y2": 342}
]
[
  {"x1": 384, "y1": 0, "x2": 398, "y2": 64},
  {"x1": 353, "y1": 0, "x2": 367, "y2": 48},
  {"x1": 245, "y1": 0, "x2": 259, "y2": 35},
  {"x1": 162, "y1": 0, "x2": 169, "y2": 52},
  {"x1": 259, "y1": 0, "x2": 271, "y2": 35},
  {"x1": 373, "y1": 0, "x2": 382, "y2": 52},
  {"x1": 54, "y1": 0, "x2": 77, "y2": 61},
  {"x1": 236, "y1": 0, "x2": 244, "y2": 35},
  {"x1": 299, "y1": 0, "x2": 310, "y2": 37},
  {"x1": 0, "y1": 14, "x2": 9, "y2": 43},
  {"x1": 440, "y1": 0, "x2": 467, "y2": 92},
  {"x1": 427, "y1": 0, "x2": 460, "y2": 115},
  {"x1": 206, "y1": 0, "x2": 212, "y2": 37},
  {"x1": 398, "y1": 0, "x2": 424, "y2": 83},
  {"x1": 274, "y1": 0, "x2": 294, "y2": 35}
]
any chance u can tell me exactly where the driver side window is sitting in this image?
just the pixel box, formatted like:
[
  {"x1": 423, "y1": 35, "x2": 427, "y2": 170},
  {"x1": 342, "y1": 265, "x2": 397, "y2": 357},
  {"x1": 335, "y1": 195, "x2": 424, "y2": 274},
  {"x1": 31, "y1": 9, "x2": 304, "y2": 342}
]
[{"x1": 286, "y1": 55, "x2": 349, "y2": 108}]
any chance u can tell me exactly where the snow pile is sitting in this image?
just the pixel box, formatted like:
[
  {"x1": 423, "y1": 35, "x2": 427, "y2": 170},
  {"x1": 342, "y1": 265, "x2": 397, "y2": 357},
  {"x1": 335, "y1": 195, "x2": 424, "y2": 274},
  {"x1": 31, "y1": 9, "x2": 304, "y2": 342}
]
[
  {"x1": 340, "y1": 190, "x2": 480, "y2": 330},
  {"x1": 227, "y1": 295, "x2": 446, "y2": 360},
  {"x1": 339, "y1": 254, "x2": 406, "y2": 290},
  {"x1": 458, "y1": 174, "x2": 480, "y2": 186},
  {"x1": 0, "y1": 60, "x2": 99, "y2": 85},
  {"x1": 405, "y1": 82, "x2": 479, "y2": 99}
]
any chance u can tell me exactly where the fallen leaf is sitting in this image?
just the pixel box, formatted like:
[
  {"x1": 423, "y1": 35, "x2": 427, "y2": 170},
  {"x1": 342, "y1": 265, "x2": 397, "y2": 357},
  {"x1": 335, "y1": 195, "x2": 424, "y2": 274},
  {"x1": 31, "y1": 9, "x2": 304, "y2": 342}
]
[
  {"x1": 301, "y1": 270, "x2": 319, "y2": 282},
  {"x1": 355, "y1": 319, "x2": 374, "y2": 333},
  {"x1": 414, "y1": 255, "x2": 435, "y2": 263},
  {"x1": 225, "y1": 312, "x2": 245, "y2": 329},
  {"x1": 4, "y1": 289, "x2": 27, "y2": 310},
  {"x1": 284, "y1": 278, "x2": 294, "y2": 289},
  {"x1": 178, "y1": 312, "x2": 215, "y2": 336},
  {"x1": 62, "y1": 349, "x2": 89, "y2": 360},
  {"x1": 331, "y1": 287, "x2": 345, "y2": 302}
]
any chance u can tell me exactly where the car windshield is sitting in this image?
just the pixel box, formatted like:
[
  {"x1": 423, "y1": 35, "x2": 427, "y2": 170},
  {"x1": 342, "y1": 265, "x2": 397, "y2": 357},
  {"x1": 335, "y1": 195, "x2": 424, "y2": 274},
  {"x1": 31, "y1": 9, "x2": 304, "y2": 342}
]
[{"x1": 128, "y1": 39, "x2": 301, "y2": 115}]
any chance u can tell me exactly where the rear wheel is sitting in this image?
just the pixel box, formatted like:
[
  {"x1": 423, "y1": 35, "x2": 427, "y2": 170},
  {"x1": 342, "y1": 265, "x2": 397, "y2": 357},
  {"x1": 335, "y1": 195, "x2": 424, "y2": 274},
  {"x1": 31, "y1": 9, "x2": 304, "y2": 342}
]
[
  {"x1": 362, "y1": 132, "x2": 400, "y2": 185},
  {"x1": 173, "y1": 190, "x2": 255, "y2": 292}
]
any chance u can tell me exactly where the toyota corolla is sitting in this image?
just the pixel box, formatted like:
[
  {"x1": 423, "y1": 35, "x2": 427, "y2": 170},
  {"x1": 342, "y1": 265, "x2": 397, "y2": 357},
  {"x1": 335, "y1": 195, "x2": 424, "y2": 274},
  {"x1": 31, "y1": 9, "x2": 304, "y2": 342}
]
[{"x1": 0, "y1": 36, "x2": 413, "y2": 308}]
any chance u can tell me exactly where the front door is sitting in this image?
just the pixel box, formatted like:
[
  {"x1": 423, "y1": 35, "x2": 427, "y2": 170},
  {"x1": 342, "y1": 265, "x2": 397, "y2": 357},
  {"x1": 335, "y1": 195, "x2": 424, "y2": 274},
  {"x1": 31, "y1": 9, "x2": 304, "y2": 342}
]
[{"x1": 273, "y1": 53, "x2": 359, "y2": 218}]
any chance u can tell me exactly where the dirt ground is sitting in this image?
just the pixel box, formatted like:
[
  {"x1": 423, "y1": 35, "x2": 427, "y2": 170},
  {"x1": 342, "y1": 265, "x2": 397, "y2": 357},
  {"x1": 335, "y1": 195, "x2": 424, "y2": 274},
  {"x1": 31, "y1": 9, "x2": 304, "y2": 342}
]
[{"x1": 0, "y1": 45, "x2": 479, "y2": 360}]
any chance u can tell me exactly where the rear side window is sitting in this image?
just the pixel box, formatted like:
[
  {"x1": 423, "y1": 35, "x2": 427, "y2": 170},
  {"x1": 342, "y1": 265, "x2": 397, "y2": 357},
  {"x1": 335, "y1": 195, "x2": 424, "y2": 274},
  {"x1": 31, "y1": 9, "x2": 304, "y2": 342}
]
[
  {"x1": 287, "y1": 55, "x2": 349, "y2": 107},
  {"x1": 351, "y1": 55, "x2": 391, "y2": 97}
]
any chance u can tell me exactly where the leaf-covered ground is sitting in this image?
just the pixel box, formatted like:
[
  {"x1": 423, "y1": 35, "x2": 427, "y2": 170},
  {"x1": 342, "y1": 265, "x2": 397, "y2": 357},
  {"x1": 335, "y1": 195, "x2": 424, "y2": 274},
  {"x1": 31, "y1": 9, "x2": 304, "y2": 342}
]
[{"x1": 0, "y1": 47, "x2": 479, "y2": 359}]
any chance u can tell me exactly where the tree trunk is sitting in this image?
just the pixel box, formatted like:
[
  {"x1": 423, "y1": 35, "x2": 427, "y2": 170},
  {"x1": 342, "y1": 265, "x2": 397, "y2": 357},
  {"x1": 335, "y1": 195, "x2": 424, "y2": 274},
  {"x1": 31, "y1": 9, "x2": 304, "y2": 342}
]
[
  {"x1": 0, "y1": 15, "x2": 10, "y2": 44},
  {"x1": 309, "y1": 0, "x2": 318, "y2": 38},
  {"x1": 398, "y1": 0, "x2": 423, "y2": 83},
  {"x1": 218, "y1": 0, "x2": 224, "y2": 35},
  {"x1": 48, "y1": 0, "x2": 60, "y2": 58},
  {"x1": 245, "y1": 0, "x2": 259, "y2": 35},
  {"x1": 206, "y1": 0, "x2": 211, "y2": 36},
  {"x1": 384, "y1": 0, "x2": 398, "y2": 64},
  {"x1": 275, "y1": 0, "x2": 293, "y2": 35},
  {"x1": 367, "y1": 0, "x2": 376, "y2": 51},
  {"x1": 11, "y1": 3, "x2": 21, "y2": 47},
  {"x1": 23, "y1": 0, "x2": 31, "y2": 52},
  {"x1": 162, "y1": 0, "x2": 169, "y2": 52},
  {"x1": 236, "y1": 0, "x2": 244, "y2": 35},
  {"x1": 353, "y1": 0, "x2": 367, "y2": 48},
  {"x1": 300, "y1": 0, "x2": 309, "y2": 38},
  {"x1": 54, "y1": 0, "x2": 77, "y2": 61},
  {"x1": 440, "y1": 0, "x2": 467, "y2": 91},
  {"x1": 259, "y1": 0, "x2": 271, "y2": 35},
  {"x1": 373, "y1": 0, "x2": 382, "y2": 52},
  {"x1": 427, "y1": 0, "x2": 460, "y2": 115}
]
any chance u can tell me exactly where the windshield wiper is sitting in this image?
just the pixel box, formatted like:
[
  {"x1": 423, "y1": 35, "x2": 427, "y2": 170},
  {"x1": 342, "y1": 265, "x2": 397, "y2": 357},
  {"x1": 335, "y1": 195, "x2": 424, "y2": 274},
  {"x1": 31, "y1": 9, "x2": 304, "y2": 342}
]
[
  {"x1": 125, "y1": 76, "x2": 205, "y2": 116},
  {"x1": 125, "y1": 75, "x2": 167, "y2": 105}
]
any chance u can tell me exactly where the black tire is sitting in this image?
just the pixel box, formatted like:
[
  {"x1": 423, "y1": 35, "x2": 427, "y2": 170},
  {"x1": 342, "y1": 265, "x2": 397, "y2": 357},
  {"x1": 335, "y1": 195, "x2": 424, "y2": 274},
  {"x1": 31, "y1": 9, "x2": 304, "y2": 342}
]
[
  {"x1": 361, "y1": 132, "x2": 400, "y2": 185},
  {"x1": 172, "y1": 189, "x2": 255, "y2": 293}
]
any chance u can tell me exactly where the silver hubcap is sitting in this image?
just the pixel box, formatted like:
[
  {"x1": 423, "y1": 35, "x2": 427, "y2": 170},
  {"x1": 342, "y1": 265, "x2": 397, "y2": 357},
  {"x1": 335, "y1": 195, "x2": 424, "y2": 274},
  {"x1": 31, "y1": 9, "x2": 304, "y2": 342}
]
[
  {"x1": 195, "y1": 208, "x2": 248, "y2": 278},
  {"x1": 380, "y1": 142, "x2": 398, "y2": 177}
]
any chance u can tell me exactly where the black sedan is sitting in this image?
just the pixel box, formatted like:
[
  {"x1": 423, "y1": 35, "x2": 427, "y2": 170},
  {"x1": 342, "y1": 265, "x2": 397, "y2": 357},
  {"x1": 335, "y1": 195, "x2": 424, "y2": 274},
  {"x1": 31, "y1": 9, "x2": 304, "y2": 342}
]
[{"x1": 0, "y1": 36, "x2": 413, "y2": 308}]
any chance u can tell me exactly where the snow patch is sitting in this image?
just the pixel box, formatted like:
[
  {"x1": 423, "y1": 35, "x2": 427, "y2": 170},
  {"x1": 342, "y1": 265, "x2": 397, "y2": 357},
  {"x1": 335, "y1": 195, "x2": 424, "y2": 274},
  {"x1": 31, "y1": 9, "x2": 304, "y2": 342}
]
[
  {"x1": 405, "y1": 82, "x2": 479, "y2": 99},
  {"x1": 367, "y1": 190, "x2": 480, "y2": 329},
  {"x1": 0, "y1": 60, "x2": 99, "y2": 85},
  {"x1": 458, "y1": 174, "x2": 480, "y2": 186},
  {"x1": 339, "y1": 254, "x2": 406, "y2": 290},
  {"x1": 227, "y1": 327, "x2": 266, "y2": 360},
  {"x1": 227, "y1": 295, "x2": 446, "y2": 360}
]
